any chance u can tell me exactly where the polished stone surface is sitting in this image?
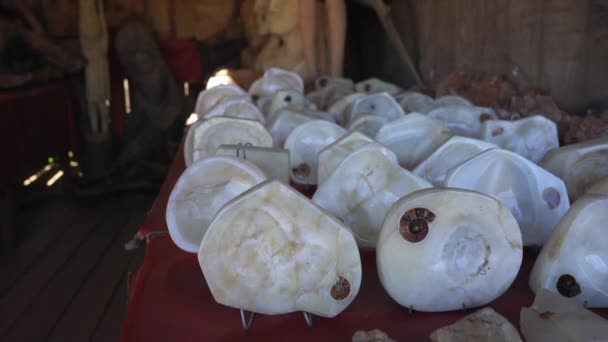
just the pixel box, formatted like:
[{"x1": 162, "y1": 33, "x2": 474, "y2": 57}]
[
  {"x1": 344, "y1": 92, "x2": 405, "y2": 127},
  {"x1": 481, "y1": 115, "x2": 559, "y2": 163},
  {"x1": 314, "y1": 143, "x2": 432, "y2": 248},
  {"x1": 199, "y1": 180, "x2": 361, "y2": 317},
  {"x1": 413, "y1": 136, "x2": 496, "y2": 186},
  {"x1": 541, "y1": 136, "x2": 608, "y2": 201},
  {"x1": 355, "y1": 78, "x2": 401, "y2": 95},
  {"x1": 530, "y1": 194, "x2": 608, "y2": 308},
  {"x1": 317, "y1": 131, "x2": 374, "y2": 184},
  {"x1": 428, "y1": 105, "x2": 497, "y2": 138},
  {"x1": 377, "y1": 188, "x2": 522, "y2": 312},
  {"x1": 248, "y1": 67, "x2": 304, "y2": 99},
  {"x1": 166, "y1": 156, "x2": 267, "y2": 253},
  {"x1": 395, "y1": 92, "x2": 436, "y2": 114},
  {"x1": 444, "y1": 148, "x2": 570, "y2": 246},
  {"x1": 195, "y1": 84, "x2": 247, "y2": 115},
  {"x1": 284, "y1": 120, "x2": 346, "y2": 185},
  {"x1": 184, "y1": 117, "x2": 273, "y2": 166},
  {"x1": 375, "y1": 113, "x2": 452, "y2": 169}
]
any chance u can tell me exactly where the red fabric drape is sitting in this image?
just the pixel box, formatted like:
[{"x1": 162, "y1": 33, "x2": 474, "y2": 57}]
[{"x1": 0, "y1": 81, "x2": 78, "y2": 184}]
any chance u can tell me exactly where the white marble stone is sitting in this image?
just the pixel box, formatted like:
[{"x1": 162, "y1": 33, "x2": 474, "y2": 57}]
[
  {"x1": 266, "y1": 108, "x2": 333, "y2": 148},
  {"x1": 264, "y1": 67, "x2": 304, "y2": 90},
  {"x1": 375, "y1": 113, "x2": 452, "y2": 169},
  {"x1": 520, "y1": 289, "x2": 608, "y2": 342},
  {"x1": 355, "y1": 77, "x2": 401, "y2": 95},
  {"x1": 317, "y1": 131, "x2": 374, "y2": 184},
  {"x1": 248, "y1": 67, "x2": 304, "y2": 99},
  {"x1": 267, "y1": 90, "x2": 314, "y2": 119},
  {"x1": 223, "y1": 101, "x2": 266, "y2": 124},
  {"x1": 444, "y1": 148, "x2": 570, "y2": 246},
  {"x1": 529, "y1": 194, "x2": 608, "y2": 307},
  {"x1": 481, "y1": 115, "x2": 559, "y2": 163},
  {"x1": 216, "y1": 145, "x2": 290, "y2": 184},
  {"x1": 314, "y1": 143, "x2": 432, "y2": 249},
  {"x1": 413, "y1": 136, "x2": 496, "y2": 186},
  {"x1": 284, "y1": 120, "x2": 346, "y2": 185},
  {"x1": 195, "y1": 84, "x2": 247, "y2": 115},
  {"x1": 347, "y1": 115, "x2": 389, "y2": 138},
  {"x1": 255, "y1": 95, "x2": 272, "y2": 111},
  {"x1": 434, "y1": 95, "x2": 473, "y2": 107},
  {"x1": 198, "y1": 180, "x2": 362, "y2": 317},
  {"x1": 394, "y1": 92, "x2": 436, "y2": 114},
  {"x1": 314, "y1": 76, "x2": 354, "y2": 91},
  {"x1": 377, "y1": 188, "x2": 522, "y2": 312},
  {"x1": 344, "y1": 93, "x2": 405, "y2": 127},
  {"x1": 428, "y1": 105, "x2": 497, "y2": 138},
  {"x1": 540, "y1": 136, "x2": 608, "y2": 201},
  {"x1": 430, "y1": 307, "x2": 522, "y2": 342},
  {"x1": 185, "y1": 117, "x2": 273, "y2": 166},
  {"x1": 202, "y1": 95, "x2": 252, "y2": 119},
  {"x1": 166, "y1": 156, "x2": 267, "y2": 253},
  {"x1": 266, "y1": 108, "x2": 312, "y2": 148},
  {"x1": 586, "y1": 176, "x2": 608, "y2": 196},
  {"x1": 327, "y1": 92, "x2": 365, "y2": 125},
  {"x1": 307, "y1": 84, "x2": 353, "y2": 112}
]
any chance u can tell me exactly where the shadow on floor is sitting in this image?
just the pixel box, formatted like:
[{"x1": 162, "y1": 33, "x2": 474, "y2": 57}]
[{"x1": 0, "y1": 191, "x2": 154, "y2": 341}]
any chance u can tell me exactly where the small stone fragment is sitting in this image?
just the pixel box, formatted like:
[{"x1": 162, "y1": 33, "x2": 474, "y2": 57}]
[
  {"x1": 430, "y1": 307, "x2": 522, "y2": 342},
  {"x1": 352, "y1": 329, "x2": 396, "y2": 342},
  {"x1": 520, "y1": 289, "x2": 608, "y2": 342}
]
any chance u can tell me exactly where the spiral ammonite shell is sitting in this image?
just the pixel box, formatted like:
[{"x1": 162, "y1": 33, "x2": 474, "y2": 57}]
[
  {"x1": 542, "y1": 187, "x2": 561, "y2": 209},
  {"x1": 556, "y1": 274, "x2": 581, "y2": 298},
  {"x1": 330, "y1": 276, "x2": 351, "y2": 300},
  {"x1": 293, "y1": 163, "x2": 311, "y2": 177},
  {"x1": 399, "y1": 208, "x2": 436, "y2": 243}
]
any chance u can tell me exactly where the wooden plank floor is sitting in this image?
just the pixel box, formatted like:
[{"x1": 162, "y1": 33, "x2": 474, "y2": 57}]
[{"x1": 0, "y1": 192, "x2": 154, "y2": 342}]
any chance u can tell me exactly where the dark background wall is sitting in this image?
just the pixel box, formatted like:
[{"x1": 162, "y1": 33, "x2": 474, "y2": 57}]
[
  {"x1": 346, "y1": 0, "x2": 608, "y2": 114},
  {"x1": 411, "y1": 0, "x2": 608, "y2": 114},
  {"x1": 5, "y1": 0, "x2": 607, "y2": 114}
]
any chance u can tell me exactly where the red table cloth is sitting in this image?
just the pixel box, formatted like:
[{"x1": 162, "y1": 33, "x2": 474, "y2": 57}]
[{"x1": 121, "y1": 133, "x2": 608, "y2": 341}]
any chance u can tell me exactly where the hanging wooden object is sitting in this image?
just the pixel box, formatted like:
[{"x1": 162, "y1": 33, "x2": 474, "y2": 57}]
[
  {"x1": 299, "y1": 0, "x2": 346, "y2": 81},
  {"x1": 254, "y1": 0, "x2": 302, "y2": 74},
  {"x1": 241, "y1": 0, "x2": 344, "y2": 82},
  {"x1": 79, "y1": 0, "x2": 111, "y2": 135}
]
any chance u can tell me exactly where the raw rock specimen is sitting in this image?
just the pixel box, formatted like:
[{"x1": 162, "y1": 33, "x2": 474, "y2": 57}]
[
  {"x1": 430, "y1": 307, "x2": 522, "y2": 342},
  {"x1": 521, "y1": 289, "x2": 608, "y2": 342}
]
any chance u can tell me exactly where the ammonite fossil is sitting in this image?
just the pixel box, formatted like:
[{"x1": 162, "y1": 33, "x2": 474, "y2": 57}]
[
  {"x1": 542, "y1": 187, "x2": 561, "y2": 209},
  {"x1": 330, "y1": 276, "x2": 350, "y2": 300},
  {"x1": 292, "y1": 163, "x2": 311, "y2": 177},
  {"x1": 556, "y1": 274, "x2": 581, "y2": 298},
  {"x1": 399, "y1": 208, "x2": 436, "y2": 243}
]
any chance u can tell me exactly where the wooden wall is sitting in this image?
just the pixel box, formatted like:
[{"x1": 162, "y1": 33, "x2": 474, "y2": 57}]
[{"x1": 389, "y1": 0, "x2": 608, "y2": 113}]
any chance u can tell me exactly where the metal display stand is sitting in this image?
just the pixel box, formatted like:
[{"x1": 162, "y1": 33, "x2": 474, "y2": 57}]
[{"x1": 235, "y1": 142, "x2": 314, "y2": 331}]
